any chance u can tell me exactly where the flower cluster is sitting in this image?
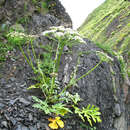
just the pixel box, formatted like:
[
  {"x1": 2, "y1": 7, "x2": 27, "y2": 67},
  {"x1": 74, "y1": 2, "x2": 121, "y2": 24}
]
[
  {"x1": 7, "y1": 31, "x2": 38, "y2": 42},
  {"x1": 96, "y1": 51, "x2": 113, "y2": 62},
  {"x1": 41, "y1": 26, "x2": 85, "y2": 43},
  {"x1": 48, "y1": 116, "x2": 64, "y2": 129}
]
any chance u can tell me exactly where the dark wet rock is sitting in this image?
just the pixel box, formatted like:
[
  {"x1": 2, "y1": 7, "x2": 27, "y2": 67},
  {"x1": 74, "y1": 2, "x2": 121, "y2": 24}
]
[
  {"x1": 21, "y1": 126, "x2": 30, "y2": 130},
  {"x1": 0, "y1": 103, "x2": 5, "y2": 109},
  {"x1": 48, "y1": 0, "x2": 72, "y2": 28},
  {"x1": 10, "y1": 118, "x2": 17, "y2": 125},
  {"x1": 59, "y1": 41, "x2": 127, "y2": 130},
  {"x1": 0, "y1": 0, "x2": 5, "y2": 5},
  {"x1": 29, "y1": 126, "x2": 37, "y2": 130},
  {"x1": 31, "y1": 14, "x2": 61, "y2": 33},
  {"x1": 5, "y1": 84, "x2": 13, "y2": 88},
  {"x1": 9, "y1": 98, "x2": 19, "y2": 105},
  {"x1": 114, "y1": 103, "x2": 121, "y2": 117},
  {"x1": 1, "y1": 121, "x2": 8, "y2": 128},
  {"x1": 15, "y1": 124, "x2": 22, "y2": 130},
  {"x1": 10, "y1": 77, "x2": 16, "y2": 82},
  {"x1": 0, "y1": 78, "x2": 6, "y2": 86},
  {"x1": 28, "y1": 113, "x2": 33, "y2": 121}
]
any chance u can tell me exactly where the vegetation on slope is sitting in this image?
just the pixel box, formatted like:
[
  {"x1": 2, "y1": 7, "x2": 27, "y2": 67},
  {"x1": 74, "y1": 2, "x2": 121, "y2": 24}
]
[{"x1": 79, "y1": 0, "x2": 130, "y2": 77}]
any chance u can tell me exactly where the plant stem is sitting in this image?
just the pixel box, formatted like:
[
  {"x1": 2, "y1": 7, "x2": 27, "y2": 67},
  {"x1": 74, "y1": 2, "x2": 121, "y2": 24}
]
[
  {"x1": 50, "y1": 41, "x2": 60, "y2": 94},
  {"x1": 59, "y1": 60, "x2": 102, "y2": 95},
  {"x1": 27, "y1": 43, "x2": 37, "y2": 72},
  {"x1": 19, "y1": 45, "x2": 36, "y2": 72},
  {"x1": 75, "y1": 60, "x2": 102, "y2": 82},
  {"x1": 37, "y1": 62, "x2": 49, "y2": 95},
  {"x1": 30, "y1": 40, "x2": 37, "y2": 62}
]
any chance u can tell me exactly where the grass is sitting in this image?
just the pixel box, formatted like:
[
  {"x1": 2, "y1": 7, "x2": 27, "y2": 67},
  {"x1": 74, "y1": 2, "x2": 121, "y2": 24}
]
[{"x1": 78, "y1": 0, "x2": 130, "y2": 77}]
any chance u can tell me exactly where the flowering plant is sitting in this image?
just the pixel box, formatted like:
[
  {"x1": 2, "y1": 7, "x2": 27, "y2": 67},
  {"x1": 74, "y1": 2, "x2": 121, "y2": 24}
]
[{"x1": 7, "y1": 26, "x2": 102, "y2": 129}]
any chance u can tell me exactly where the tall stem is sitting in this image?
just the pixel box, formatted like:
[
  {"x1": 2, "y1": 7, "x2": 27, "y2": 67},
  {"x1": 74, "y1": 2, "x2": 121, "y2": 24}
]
[
  {"x1": 50, "y1": 41, "x2": 60, "y2": 94},
  {"x1": 59, "y1": 60, "x2": 102, "y2": 95}
]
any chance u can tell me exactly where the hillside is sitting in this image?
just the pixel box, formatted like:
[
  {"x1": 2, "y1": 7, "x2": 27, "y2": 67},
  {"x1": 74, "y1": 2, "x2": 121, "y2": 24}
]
[{"x1": 79, "y1": 0, "x2": 130, "y2": 76}]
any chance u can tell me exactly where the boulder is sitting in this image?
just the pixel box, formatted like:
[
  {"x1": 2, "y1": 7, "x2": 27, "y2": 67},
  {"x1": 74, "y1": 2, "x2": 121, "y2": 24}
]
[{"x1": 58, "y1": 39, "x2": 127, "y2": 130}]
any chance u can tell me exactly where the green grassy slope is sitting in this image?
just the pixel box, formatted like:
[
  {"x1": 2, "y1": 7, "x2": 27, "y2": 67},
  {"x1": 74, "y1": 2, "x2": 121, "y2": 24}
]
[{"x1": 78, "y1": 0, "x2": 130, "y2": 76}]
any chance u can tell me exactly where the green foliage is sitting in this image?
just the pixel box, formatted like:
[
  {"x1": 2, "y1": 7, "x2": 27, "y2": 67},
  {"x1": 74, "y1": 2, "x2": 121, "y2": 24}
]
[
  {"x1": 73, "y1": 104, "x2": 101, "y2": 126},
  {"x1": 80, "y1": 122, "x2": 97, "y2": 130},
  {"x1": 94, "y1": 42, "x2": 127, "y2": 78},
  {"x1": 7, "y1": 30, "x2": 36, "y2": 46},
  {"x1": 7, "y1": 26, "x2": 102, "y2": 127},
  {"x1": 31, "y1": 0, "x2": 49, "y2": 14},
  {"x1": 0, "y1": 24, "x2": 22, "y2": 62},
  {"x1": 96, "y1": 51, "x2": 113, "y2": 63},
  {"x1": 32, "y1": 96, "x2": 72, "y2": 115},
  {"x1": 0, "y1": 42, "x2": 13, "y2": 61},
  {"x1": 17, "y1": 16, "x2": 30, "y2": 24}
]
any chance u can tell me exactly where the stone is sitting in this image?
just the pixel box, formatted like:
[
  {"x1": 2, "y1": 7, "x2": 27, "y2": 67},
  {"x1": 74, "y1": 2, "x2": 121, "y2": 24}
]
[
  {"x1": 0, "y1": 0, "x2": 5, "y2": 5},
  {"x1": 59, "y1": 40, "x2": 126, "y2": 130},
  {"x1": 28, "y1": 113, "x2": 33, "y2": 121},
  {"x1": 114, "y1": 113, "x2": 127, "y2": 130},
  {"x1": 21, "y1": 126, "x2": 29, "y2": 130},
  {"x1": 15, "y1": 124, "x2": 22, "y2": 130},
  {"x1": 9, "y1": 98, "x2": 19, "y2": 105},
  {"x1": 10, "y1": 118, "x2": 17, "y2": 125},
  {"x1": 114, "y1": 103, "x2": 121, "y2": 117},
  {"x1": 31, "y1": 14, "x2": 61, "y2": 33},
  {"x1": 0, "y1": 78, "x2": 6, "y2": 85},
  {"x1": 10, "y1": 77, "x2": 16, "y2": 82},
  {"x1": 0, "y1": 103, "x2": 5, "y2": 109},
  {"x1": 19, "y1": 98, "x2": 31, "y2": 106},
  {"x1": 29, "y1": 126, "x2": 37, "y2": 130},
  {"x1": 1, "y1": 121, "x2": 8, "y2": 128}
]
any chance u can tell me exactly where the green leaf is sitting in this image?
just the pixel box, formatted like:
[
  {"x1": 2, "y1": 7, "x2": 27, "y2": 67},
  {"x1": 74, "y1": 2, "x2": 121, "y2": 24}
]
[
  {"x1": 52, "y1": 103, "x2": 72, "y2": 116},
  {"x1": 82, "y1": 104, "x2": 102, "y2": 126}
]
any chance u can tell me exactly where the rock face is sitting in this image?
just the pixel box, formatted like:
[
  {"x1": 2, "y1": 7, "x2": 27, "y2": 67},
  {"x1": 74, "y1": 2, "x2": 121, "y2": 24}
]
[
  {"x1": 79, "y1": 0, "x2": 130, "y2": 128},
  {"x1": 0, "y1": 0, "x2": 72, "y2": 33},
  {"x1": 59, "y1": 39, "x2": 127, "y2": 130},
  {"x1": 0, "y1": 0, "x2": 129, "y2": 130},
  {"x1": 0, "y1": 37, "x2": 128, "y2": 130}
]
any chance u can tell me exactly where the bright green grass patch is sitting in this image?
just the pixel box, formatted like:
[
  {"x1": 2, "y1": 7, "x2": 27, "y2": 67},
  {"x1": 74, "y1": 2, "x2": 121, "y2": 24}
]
[{"x1": 78, "y1": 0, "x2": 130, "y2": 77}]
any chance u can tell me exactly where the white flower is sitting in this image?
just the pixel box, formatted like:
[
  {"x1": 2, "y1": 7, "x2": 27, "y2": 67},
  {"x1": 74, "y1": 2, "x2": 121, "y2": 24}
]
[
  {"x1": 96, "y1": 51, "x2": 113, "y2": 62},
  {"x1": 73, "y1": 36, "x2": 85, "y2": 43},
  {"x1": 54, "y1": 32, "x2": 64, "y2": 38},
  {"x1": 50, "y1": 26, "x2": 65, "y2": 32},
  {"x1": 41, "y1": 30, "x2": 56, "y2": 36}
]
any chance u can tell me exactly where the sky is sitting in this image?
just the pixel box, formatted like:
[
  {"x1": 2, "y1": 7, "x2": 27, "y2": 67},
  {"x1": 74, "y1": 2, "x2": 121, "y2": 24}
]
[{"x1": 60, "y1": 0, "x2": 105, "y2": 29}]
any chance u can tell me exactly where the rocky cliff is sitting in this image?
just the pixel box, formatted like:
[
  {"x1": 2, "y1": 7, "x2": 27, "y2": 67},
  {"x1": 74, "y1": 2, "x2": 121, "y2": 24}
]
[
  {"x1": 79, "y1": 0, "x2": 130, "y2": 129},
  {"x1": 0, "y1": 0, "x2": 129, "y2": 130}
]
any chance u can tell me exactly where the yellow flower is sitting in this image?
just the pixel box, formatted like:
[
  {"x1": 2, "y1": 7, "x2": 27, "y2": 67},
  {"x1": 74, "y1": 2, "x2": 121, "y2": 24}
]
[{"x1": 48, "y1": 117, "x2": 64, "y2": 129}]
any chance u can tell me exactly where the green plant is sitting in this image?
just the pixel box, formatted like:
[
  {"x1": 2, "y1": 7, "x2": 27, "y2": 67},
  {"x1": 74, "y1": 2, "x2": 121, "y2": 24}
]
[
  {"x1": 0, "y1": 42, "x2": 13, "y2": 61},
  {"x1": 80, "y1": 122, "x2": 96, "y2": 130},
  {"x1": 7, "y1": 31, "x2": 36, "y2": 46},
  {"x1": 73, "y1": 104, "x2": 101, "y2": 126},
  {"x1": 95, "y1": 42, "x2": 127, "y2": 78},
  {"x1": 7, "y1": 26, "x2": 105, "y2": 128}
]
